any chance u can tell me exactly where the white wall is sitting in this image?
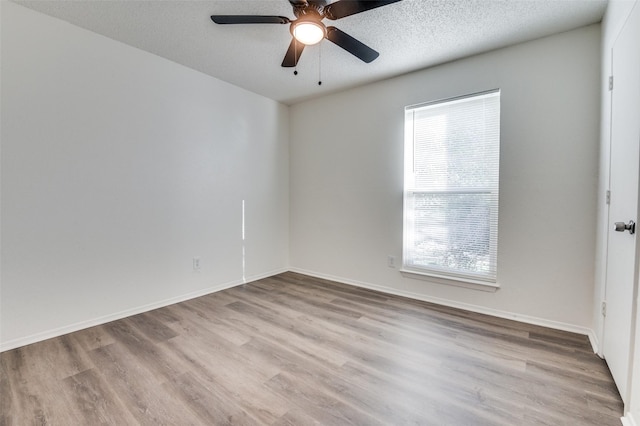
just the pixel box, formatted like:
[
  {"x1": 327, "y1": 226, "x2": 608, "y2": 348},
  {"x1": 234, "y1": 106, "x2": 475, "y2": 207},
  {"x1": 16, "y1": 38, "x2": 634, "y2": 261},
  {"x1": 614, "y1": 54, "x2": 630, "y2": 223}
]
[
  {"x1": 290, "y1": 25, "x2": 601, "y2": 333},
  {"x1": 0, "y1": 1, "x2": 605, "y2": 354},
  {"x1": 0, "y1": 2, "x2": 289, "y2": 351}
]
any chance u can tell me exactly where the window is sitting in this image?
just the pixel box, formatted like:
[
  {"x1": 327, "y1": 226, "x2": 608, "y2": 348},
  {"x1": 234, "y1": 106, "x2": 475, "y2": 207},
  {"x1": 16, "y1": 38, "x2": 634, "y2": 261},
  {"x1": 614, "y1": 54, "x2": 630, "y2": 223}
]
[{"x1": 403, "y1": 90, "x2": 500, "y2": 285}]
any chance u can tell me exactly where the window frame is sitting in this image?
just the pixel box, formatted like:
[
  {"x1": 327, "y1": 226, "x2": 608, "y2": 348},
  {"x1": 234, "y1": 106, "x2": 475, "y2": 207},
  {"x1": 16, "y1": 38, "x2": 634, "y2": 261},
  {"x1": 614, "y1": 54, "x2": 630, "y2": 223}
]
[{"x1": 401, "y1": 89, "x2": 501, "y2": 289}]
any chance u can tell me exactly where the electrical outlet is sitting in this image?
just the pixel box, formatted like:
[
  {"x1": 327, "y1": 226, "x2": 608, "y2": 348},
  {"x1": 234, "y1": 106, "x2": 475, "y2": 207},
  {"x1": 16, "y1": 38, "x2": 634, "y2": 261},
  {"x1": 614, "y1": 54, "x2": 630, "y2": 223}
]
[
  {"x1": 387, "y1": 255, "x2": 396, "y2": 268},
  {"x1": 193, "y1": 257, "x2": 201, "y2": 271}
]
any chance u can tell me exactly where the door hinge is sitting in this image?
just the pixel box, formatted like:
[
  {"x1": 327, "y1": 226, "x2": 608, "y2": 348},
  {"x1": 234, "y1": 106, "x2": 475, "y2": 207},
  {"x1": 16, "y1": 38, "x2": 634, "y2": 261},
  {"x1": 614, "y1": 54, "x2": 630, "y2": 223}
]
[
  {"x1": 609, "y1": 76, "x2": 614, "y2": 91},
  {"x1": 606, "y1": 190, "x2": 611, "y2": 205},
  {"x1": 602, "y1": 301, "x2": 607, "y2": 317}
]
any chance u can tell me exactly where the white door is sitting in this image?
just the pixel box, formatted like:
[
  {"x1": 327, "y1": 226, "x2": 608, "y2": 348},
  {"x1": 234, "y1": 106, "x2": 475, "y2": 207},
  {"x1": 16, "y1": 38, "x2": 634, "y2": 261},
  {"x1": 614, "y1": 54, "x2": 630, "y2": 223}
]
[{"x1": 603, "y1": 4, "x2": 640, "y2": 404}]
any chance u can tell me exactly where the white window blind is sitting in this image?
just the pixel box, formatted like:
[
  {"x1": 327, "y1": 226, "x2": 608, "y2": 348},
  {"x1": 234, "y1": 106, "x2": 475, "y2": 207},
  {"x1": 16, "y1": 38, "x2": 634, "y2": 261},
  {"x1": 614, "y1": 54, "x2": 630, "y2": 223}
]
[{"x1": 403, "y1": 90, "x2": 500, "y2": 283}]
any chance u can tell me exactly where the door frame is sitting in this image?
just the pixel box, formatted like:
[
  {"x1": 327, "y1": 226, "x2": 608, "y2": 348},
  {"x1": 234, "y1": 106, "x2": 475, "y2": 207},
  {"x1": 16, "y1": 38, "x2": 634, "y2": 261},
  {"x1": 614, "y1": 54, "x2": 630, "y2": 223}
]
[{"x1": 600, "y1": 1, "x2": 640, "y2": 411}]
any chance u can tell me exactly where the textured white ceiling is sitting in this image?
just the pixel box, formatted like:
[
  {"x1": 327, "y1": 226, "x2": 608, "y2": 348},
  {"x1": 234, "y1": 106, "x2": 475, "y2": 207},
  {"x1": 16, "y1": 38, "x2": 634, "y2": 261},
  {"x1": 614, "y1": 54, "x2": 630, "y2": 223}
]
[{"x1": 13, "y1": 0, "x2": 607, "y2": 104}]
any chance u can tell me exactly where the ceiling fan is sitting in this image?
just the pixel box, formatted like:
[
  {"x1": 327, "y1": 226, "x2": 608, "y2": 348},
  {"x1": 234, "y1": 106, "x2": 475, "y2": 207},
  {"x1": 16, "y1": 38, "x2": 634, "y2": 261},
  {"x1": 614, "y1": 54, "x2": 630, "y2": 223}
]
[{"x1": 211, "y1": 0, "x2": 403, "y2": 68}]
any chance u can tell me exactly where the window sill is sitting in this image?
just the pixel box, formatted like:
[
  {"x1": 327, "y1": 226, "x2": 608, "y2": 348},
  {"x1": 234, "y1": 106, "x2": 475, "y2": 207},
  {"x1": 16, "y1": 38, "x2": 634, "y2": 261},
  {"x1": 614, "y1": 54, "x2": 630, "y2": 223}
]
[{"x1": 400, "y1": 269, "x2": 499, "y2": 293}]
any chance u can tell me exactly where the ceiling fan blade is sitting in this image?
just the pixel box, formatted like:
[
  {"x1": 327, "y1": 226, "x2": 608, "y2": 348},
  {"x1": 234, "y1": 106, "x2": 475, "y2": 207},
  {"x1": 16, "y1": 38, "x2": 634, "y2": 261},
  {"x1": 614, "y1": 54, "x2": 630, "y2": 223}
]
[
  {"x1": 326, "y1": 26, "x2": 379, "y2": 63},
  {"x1": 282, "y1": 38, "x2": 306, "y2": 67},
  {"x1": 210, "y1": 15, "x2": 290, "y2": 24},
  {"x1": 323, "y1": 0, "x2": 403, "y2": 20}
]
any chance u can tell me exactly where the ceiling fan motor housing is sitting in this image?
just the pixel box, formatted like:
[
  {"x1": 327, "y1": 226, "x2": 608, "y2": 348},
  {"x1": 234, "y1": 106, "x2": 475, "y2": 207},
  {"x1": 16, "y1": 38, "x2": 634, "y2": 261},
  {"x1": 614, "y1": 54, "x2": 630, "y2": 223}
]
[{"x1": 292, "y1": 2, "x2": 324, "y2": 18}]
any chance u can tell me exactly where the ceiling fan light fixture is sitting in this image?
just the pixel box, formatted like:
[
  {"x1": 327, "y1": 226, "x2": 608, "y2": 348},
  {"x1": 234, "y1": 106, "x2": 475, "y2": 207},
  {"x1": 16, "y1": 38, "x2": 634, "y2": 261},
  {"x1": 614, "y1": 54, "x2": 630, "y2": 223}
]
[
  {"x1": 292, "y1": 20, "x2": 326, "y2": 45},
  {"x1": 212, "y1": 0, "x2": 403, "y2": 67}
]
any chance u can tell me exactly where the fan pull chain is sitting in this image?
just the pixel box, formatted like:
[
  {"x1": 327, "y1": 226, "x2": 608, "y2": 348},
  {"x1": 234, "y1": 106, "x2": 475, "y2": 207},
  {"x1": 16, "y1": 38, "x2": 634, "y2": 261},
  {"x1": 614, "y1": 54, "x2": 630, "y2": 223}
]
[
  {"x1": 318, "y1": 43, "x2": 322, "y2": 86},
  {"x1": 294, "y1": 40, "x2": 298, "y2": 76}
]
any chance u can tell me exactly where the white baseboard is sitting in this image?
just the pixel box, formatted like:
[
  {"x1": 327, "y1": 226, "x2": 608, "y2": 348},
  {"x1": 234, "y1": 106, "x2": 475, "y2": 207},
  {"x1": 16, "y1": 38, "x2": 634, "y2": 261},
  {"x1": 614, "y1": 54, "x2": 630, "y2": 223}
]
[
  {"x1": 621, "y1": 412, "x2": 637, "y2": 426},
  {"x1": 588, "y1": 329, "x2": 601, "y2": 355},
  {"x1": 0, "y1": 266, "x2": 600, "y2": 354},
  {"x1": 289, "y1": 267, "x2": 597, "y2": 344},
  {"x1": 0, "y1": 267, "x2": 287, "y2": 353}
]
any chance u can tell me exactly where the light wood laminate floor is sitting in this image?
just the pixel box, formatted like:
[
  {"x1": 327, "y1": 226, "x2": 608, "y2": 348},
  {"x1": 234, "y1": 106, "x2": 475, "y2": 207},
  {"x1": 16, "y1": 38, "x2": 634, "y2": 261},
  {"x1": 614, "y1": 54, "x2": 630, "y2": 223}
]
[{"x1": 1, "y1": 272, "x2": 624, "y2": 425}]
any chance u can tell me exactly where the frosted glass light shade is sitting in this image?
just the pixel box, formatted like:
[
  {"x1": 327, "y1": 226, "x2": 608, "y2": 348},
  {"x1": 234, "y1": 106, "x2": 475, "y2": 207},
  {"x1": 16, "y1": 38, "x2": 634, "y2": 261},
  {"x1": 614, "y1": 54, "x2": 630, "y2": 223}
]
[{"x1": 293, "y1": 21, "x2": 325, "y2": 45}]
